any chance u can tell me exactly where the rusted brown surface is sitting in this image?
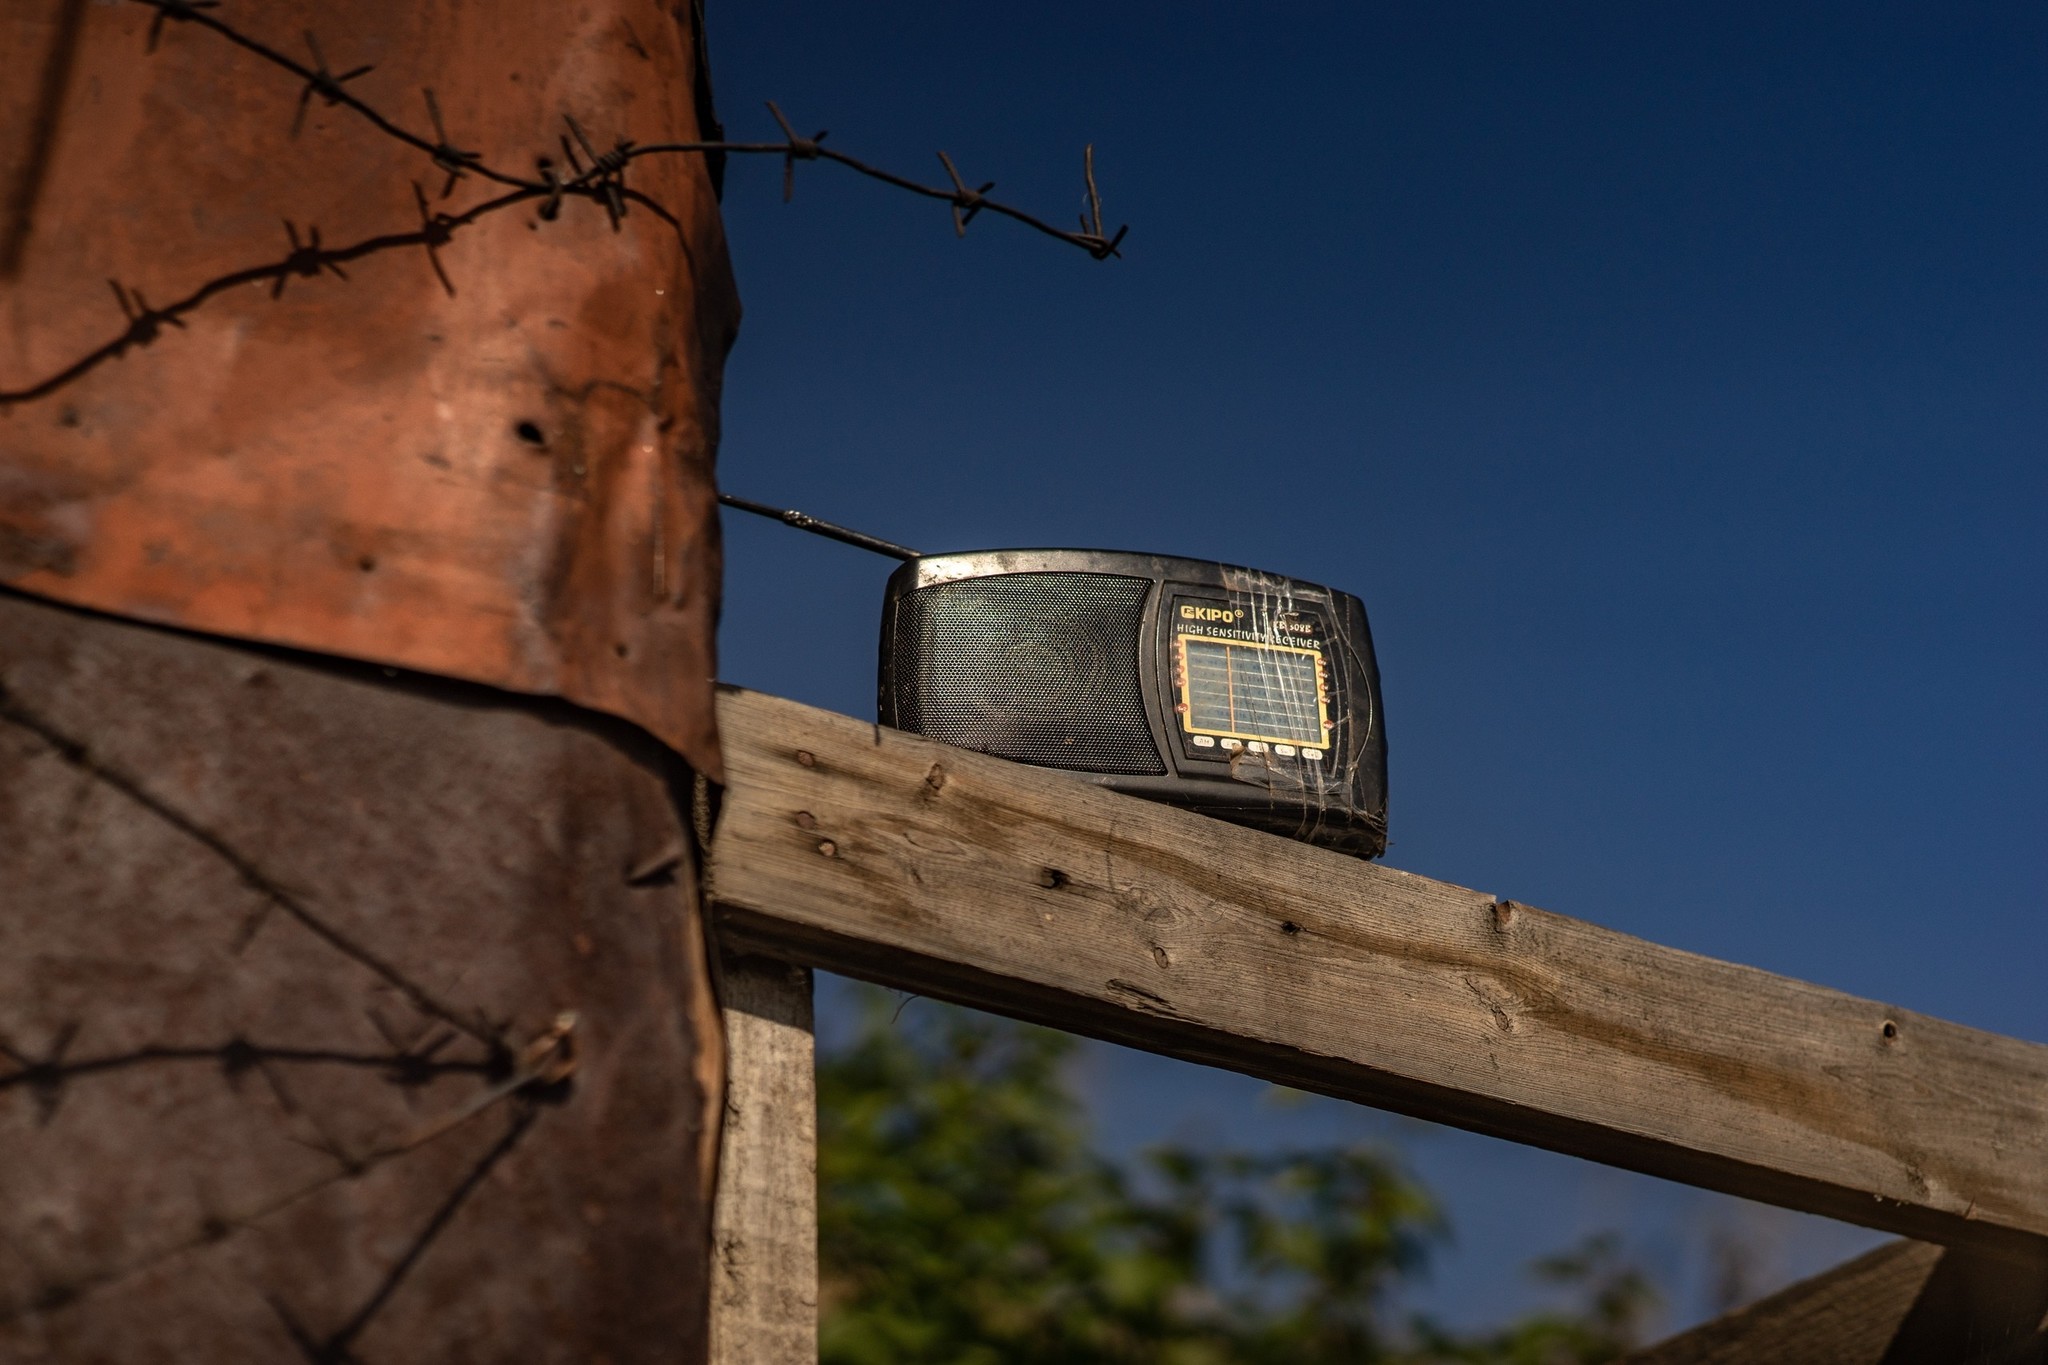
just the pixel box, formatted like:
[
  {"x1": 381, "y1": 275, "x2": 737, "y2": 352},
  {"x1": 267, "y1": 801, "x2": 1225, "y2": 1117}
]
[
  {"x1": 0, "y1": 0, "x2": 737, "y2": 778},
  {"x1": 0, "y1": 588, "x2": 724, "y2": 1362}
]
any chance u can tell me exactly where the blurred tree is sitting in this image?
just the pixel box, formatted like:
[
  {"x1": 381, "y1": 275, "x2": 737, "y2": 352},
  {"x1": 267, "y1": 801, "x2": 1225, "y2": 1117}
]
[{"x1": 817, "y1": 986, "x2": 1655, "y2": 1365}]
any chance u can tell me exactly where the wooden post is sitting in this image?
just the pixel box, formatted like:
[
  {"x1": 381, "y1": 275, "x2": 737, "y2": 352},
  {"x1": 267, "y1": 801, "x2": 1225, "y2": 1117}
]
[{"x1": 710, "y1": 952, "x2": 819, "y2": 1365}]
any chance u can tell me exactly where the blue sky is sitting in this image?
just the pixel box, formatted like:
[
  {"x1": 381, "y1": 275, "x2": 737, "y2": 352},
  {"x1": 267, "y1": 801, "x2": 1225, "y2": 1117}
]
[{"x1": 703, "y1": 0, "x2": 2047, "y2": 1335}]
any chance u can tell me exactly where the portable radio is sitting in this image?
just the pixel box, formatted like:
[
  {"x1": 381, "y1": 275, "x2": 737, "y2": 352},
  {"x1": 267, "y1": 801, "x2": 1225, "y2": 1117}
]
[{"x1": 876, "y1": 549, "x2": 1388, "y2": 858}]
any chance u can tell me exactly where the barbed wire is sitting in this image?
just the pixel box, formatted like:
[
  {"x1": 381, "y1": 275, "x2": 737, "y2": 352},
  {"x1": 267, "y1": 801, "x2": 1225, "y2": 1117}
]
[
  {"x1": 0, "y1": 1016, "x2": 573, "y2": 1333},
  {"x1": 0, "y1": 0, "x2": 1127, "y2": 411},
  {"x1": 0, "y1": 1026, "x2": 494, "y2": 1125}
]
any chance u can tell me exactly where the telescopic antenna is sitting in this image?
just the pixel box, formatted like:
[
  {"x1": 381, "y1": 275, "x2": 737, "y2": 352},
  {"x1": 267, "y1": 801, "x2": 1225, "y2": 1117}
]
[{"x1": 718, "y1": 493, "x2": 920, "y2": 561}]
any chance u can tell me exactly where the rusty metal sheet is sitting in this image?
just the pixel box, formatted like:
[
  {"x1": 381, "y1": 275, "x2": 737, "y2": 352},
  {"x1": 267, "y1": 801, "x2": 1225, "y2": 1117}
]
[
  {"x1": 0, "y1": 587, "x2": 724, "y2": 1361},
  {"x1": 1, "y1": 0, "x2": 738, "y2": 778}
]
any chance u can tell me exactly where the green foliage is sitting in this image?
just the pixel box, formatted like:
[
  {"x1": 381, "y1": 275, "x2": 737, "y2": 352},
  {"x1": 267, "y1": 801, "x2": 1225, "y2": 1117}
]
[{"x1": 818, "y1": 987, "x2": 1656, "y2": 1365}]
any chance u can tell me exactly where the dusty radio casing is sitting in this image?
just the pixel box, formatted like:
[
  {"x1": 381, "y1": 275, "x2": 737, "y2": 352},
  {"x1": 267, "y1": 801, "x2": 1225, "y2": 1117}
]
[{"x1": 878, "y1": 549, "x2": 1387, "y2": 858}]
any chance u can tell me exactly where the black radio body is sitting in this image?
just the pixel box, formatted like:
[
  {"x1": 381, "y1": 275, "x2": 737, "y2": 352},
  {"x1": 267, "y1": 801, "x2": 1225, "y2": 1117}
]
[{"x1": 878, "y1": 549, "x2": 1388, "y2": 858}]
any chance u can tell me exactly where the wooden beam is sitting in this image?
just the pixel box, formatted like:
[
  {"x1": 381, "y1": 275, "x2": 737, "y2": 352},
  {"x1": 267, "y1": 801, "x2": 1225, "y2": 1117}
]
[
  {"x1": 708, "y1": 952, "x2": 819, "y2": 1365},
  {"x1": 705, "y1": 688, "x2": 2048, "y2": 1255},
  {"x1": 1622, "y1": 1239, "x2": 2048, "y2": 1363}
]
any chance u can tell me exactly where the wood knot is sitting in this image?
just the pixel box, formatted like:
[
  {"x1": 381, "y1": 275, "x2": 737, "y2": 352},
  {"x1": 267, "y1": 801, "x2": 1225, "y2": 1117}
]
[
  {"x1": 1038, "y1": 867, "x2": 1069, "y2": 890},
  {"x1": 923, "y1": 763, "x2": 947, "y2": 794},
  {"x1": 793, "y1": 810, "x2": 817, "y2": 830},
  {"x1": 794, "y1": 749, "x2": 816, "y2": 768},
  {"x1": 816, "y1": 839, "x2": 837, "y2": 857},
  {"x1": 1491, "y1": 899, "x2": 1516, "y2": 930},
  {"x1": 1279, "y1": 920, "x2": 1302, "y2": 936},
  {"x1": 1464, "y1": 974, "x2": 1516, "y2": 1033},
  {"x1": 1881, "y1": 1019, "x2": 1899, "y2": 1043},
  {"x1": 1115, "y1": 886, "x2": 1179, "y2": 924}
]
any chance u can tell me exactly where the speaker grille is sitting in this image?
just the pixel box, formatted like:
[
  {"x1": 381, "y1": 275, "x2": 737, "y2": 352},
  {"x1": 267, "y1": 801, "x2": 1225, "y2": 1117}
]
[{"x1": 892, "y1": 573, "x2": 1165, "y2": 775}]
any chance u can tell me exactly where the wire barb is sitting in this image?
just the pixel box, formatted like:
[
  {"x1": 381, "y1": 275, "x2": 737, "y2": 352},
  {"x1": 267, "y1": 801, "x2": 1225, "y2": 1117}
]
[
  {"x1": 274, "y1": 219, "x2": 349, "y2": 298},
  {"x1": 1083, "y1": 145, "x2": 1102, "y2": 234},
  {"x1": 143, "y1": 0, "x2": 218, "y2": 55},
  {"x1": 291, "y1": 31, "x2": 373, "y2": 138},
  {"x1": 409, "y1": 182, "x2": 457, "y2": 297},
  {"x1": 1076, "y1": 144, "x2": 1127, "y2": 260},
  {"x1": 536, "y1": 157, "x2": 566, "y2": 221},
  {"x1": 765, "y1": 100, "x2": 826, "y2": 203},
  {"x1": 421, "y1": 88, "x2": 479, "y2": 198},
  {"x1": 564, "y1": 115, "x2": 632, "y2": 229},
  {"x1": 937, "y1": 151, "x2": 995, "y2": 238},
  {"x1": 107, "y1": 279, "x2": 185, "y2": 355},
  {"x1": 0, "y1": 1022, "x2": 82, "y2": 1125}
]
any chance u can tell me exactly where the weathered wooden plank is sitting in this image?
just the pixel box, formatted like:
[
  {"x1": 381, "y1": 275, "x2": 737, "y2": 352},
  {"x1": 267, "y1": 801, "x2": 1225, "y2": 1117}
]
[
  {"x1": 709, "y1": 952, "x2": 818, "y2": 1365},
  {"x1": 705, "y1": 688, "x2": 2048, "y2": 1255},
  {"x1": 1623, "y1": 1239, "x2": 2048, "y2": 1363}
]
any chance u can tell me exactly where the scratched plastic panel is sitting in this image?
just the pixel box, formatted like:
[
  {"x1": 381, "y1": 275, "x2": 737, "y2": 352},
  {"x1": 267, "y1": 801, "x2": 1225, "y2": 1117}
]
[
  {"x1": 1180, "y1": 638, "x2": 1325, "y2": 743},
  {"x1": 893, "y1": 573, "x2": 1165, "y2": 775}
]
